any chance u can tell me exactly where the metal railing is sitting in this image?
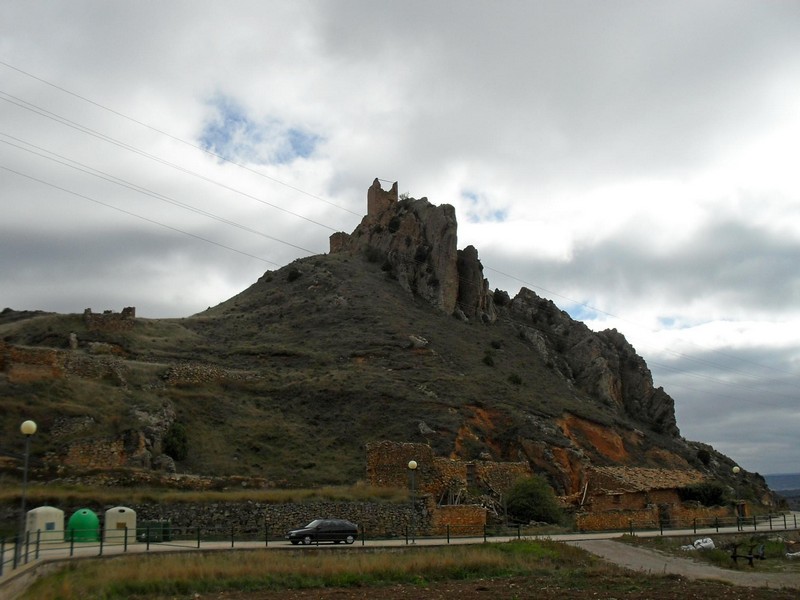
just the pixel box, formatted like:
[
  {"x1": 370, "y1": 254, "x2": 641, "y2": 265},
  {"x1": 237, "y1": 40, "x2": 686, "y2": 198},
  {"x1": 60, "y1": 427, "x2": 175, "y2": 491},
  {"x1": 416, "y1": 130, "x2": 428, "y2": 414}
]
[{"x1": 2, "y1": 512, "x2": 797, "y2": 578}]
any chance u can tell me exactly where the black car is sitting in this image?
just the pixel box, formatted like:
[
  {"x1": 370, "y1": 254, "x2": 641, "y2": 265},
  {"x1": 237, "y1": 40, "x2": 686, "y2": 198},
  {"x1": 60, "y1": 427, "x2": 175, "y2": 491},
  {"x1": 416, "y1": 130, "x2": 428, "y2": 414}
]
[{"x1": 285, "y1": 518, "x2": 358, "y2": 545}]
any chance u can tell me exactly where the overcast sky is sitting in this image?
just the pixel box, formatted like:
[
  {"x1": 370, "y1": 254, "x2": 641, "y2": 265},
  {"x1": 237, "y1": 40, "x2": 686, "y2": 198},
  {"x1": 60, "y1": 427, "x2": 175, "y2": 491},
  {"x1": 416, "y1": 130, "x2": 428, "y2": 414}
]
[{"x1": 1, "y1": 1, "x2": 798, "y2": 476}]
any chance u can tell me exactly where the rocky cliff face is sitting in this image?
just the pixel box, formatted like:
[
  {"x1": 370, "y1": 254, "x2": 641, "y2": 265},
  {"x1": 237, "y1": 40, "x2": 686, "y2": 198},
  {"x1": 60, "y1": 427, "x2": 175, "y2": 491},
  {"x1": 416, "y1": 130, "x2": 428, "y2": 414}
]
[
  {"x1": 331, "y1": 179, "x2": 496, "y2": 324},
  {"x1": 507, "y1": 288, "x2": 678, "y2": 438},
  {"x1": 332, "y1": 180, "x2": 677, "y2": 442}
]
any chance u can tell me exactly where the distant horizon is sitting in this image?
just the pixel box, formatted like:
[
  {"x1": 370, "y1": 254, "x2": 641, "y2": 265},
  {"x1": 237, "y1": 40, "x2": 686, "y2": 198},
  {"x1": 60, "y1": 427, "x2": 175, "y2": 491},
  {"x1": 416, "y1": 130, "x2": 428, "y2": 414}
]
[{"x1": 763, "y1": 473, "x2": 800, "y2": 492}]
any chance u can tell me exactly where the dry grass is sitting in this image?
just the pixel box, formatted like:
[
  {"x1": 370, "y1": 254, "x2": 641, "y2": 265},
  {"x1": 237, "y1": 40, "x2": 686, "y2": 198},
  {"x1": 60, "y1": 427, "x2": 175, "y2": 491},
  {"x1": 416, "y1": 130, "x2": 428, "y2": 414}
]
[{"x1": 21, "y1": 541, "x2": 592, "y2": 600}]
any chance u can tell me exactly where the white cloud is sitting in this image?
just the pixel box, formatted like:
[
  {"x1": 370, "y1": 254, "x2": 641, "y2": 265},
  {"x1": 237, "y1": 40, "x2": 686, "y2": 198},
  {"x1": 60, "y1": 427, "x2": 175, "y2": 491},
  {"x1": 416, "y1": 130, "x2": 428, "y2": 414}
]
[{"x1": 1, "y1": 0, "x2": 799, "y2": 474}]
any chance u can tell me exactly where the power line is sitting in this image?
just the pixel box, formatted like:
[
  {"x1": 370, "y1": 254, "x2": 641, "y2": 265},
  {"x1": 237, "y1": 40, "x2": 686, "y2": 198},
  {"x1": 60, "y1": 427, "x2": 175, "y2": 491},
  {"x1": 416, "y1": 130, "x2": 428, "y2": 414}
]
[
  {"x1": 0, "y1": 91, "x2": 340, "y2": 232},
  {"x1": 2, "y1": 62, "x2": 796, "y2": 407},
  {"x1": 0, "y1": 59, "x2": 360, "y2": 217},
  {"x1": 0, "y1": 132, "x2": 321, "y2": 256},
  {"x1": 0, "y1": 163, "x2": 280, "y2": 266}
]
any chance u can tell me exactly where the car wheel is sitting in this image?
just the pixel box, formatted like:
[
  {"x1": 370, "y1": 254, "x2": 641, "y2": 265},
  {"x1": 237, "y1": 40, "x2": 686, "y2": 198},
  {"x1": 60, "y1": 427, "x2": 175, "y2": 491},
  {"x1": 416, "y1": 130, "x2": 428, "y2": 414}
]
[
  {"x1": 345, "y1": 534, "x2": 355, "y2": 544},
  {"x1": 303, "y1": 536, "x2": 313, "y2": 545}
]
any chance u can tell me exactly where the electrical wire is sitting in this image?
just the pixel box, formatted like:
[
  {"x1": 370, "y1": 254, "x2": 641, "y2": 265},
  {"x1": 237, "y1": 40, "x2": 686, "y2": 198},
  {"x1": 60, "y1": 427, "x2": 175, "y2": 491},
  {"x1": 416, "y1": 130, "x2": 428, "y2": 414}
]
[{"x1": 1, "y1": 62, "x2": 797, "y2": 408}]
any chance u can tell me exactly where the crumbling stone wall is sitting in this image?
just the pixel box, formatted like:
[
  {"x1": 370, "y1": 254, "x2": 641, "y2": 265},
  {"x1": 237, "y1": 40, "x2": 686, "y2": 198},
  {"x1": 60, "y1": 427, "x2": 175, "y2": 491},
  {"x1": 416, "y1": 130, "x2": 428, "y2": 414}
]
[
  {"x1": 329, "y1": 231, "x2": 351, "y2": 253},
  {"x1": 4, "y1": 345, "x2": 66, "y2": 382},
  {"x1": 367, "y1": 178, "x2": 398, "y2": 219},
  {"x1": 84, "y1": 307, "x2": 136, "y2": 332},
  {"x1": 47, "y1": 430, "x2": 152, "y2": 471},
  {"x1": 430, "y1": 505, "x2": 486, "y2": 536},
  {"x1": 366, "y1": 441, "x2": 531, "y2": 501},
  {"x1": 588, "y1": 489, "x2": 681, "y2": 512},
  {"x1": 576, "y1": 507, "x2": 659, "y2": 531}
]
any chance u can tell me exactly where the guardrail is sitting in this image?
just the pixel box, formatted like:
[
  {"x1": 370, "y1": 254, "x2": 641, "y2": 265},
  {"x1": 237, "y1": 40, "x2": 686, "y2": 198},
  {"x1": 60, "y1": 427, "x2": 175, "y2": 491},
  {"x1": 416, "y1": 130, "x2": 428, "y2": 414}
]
[{"x1": 2, "y1": 512, "x2": 797, "y2": 578}]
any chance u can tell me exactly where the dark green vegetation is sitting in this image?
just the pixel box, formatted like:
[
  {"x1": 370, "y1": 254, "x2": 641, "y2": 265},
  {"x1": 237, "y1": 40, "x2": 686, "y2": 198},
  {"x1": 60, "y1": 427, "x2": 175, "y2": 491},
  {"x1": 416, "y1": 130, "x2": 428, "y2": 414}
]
[
  {"x1": 505, "y1": 476, "x2": 565, "y2": 524},
  {"x1": 677, "y1": 481, "x2": 728, "y2": 506}
]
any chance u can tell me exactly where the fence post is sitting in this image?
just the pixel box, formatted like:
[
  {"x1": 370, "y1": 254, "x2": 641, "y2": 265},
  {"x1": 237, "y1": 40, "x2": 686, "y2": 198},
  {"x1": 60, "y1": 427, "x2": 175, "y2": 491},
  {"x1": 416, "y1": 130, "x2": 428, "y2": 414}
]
[
  {"x1": 361, "y1": 528, "x2": 365, "y2": 546},
  {"x1": 70, "y1": 528, "x2": 75, "y2": 556},
  {"x1": 124, "y1": 526, "x2": 128, "y2": 552},
  {"x1": 752, "y1": 515, "x2": 757, "y2": 531},
  {"x1": 265, "y1": 523, "x2": 269, "y2": 548},
  {"x1": 693, "y1": 518, "x2": 697, "y2": 534},
  {"x1": 24, "y1": 530, "x2": 30, "y2": 564},
  {"x1": 769, "y1": 514, "x2": 773, "y2": 531},
  {"x1": 714, "y1": 517, "x2": 719, "y2": 533},
  {"x1": 405, "y1": 525, "x2": 408, "y2": 545},
  {"x1": 99, "y1": 529, "x2": 104, "y2": 556},
  {"x1": 1, "y1": 538, "x2": 5, "y2": 576},
  {"x1": 629, "y1": 520, "x2": 633, "y2": 537},
  {"x1": 197, "y1": 527, "x2": 201, "y2": 549},
  {"x1": 446, "y1": 525, "x2": 450, "y2": 544},
  {"x1": 231, "y1": 525, "x2": 235, "y2": 548},
  {"x1": 145, "y1": 526, "x2": 150, "y2": 551},
  {"x1": 517, "y1": 524, "x2": 521, "y2": 540},
  {"x1": 483, "y1": 524, "x2": 487, "y2": 543},
  {"x1": 784, "y1": 514, "x2": 787, "y2": 530}
]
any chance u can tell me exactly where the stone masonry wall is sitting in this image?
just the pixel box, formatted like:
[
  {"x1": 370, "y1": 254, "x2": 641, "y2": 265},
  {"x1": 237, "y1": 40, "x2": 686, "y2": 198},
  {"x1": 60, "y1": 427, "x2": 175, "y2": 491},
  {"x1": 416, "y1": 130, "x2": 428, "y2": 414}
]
[
  {"x1": 5, "y1": 345, "x2": 66, "y2": 383},
  {"x1": 588, "y1": 489, "x2": 681, "y2": 512},
  {"x1": 576, "y1": 507, "x2": 659, "y2": 531},
  {"x1": 430, "y1": 505, "x2": 487, "y2": 536},
  {"x1": 366, "y1": 441, "x2": 530, "y2": 501},
  {"x1": 576, "y1": 503, "x2": 734, "y2": 532},
  {"x1": 5, "y1": 499, "x2": 430, "y2": 539},
  {"x1": 83, "y1": 307, "x2": 136, "y2": 332}
]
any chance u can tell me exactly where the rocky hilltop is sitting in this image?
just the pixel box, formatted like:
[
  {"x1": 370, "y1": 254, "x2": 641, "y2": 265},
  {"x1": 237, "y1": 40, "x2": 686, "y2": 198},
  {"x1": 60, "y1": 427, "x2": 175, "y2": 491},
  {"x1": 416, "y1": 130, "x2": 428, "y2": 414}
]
[{"x1": 0, "y1": 180, "x2": 768, "y2": 503}]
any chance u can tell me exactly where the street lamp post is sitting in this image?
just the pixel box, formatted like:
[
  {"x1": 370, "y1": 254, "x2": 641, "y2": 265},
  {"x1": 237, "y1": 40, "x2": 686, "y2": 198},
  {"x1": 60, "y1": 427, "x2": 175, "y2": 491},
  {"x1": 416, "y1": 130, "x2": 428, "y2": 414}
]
[
  {"x1": 17, "y1": 420, "x2": 37, "y2": 563},
  {"x1": 408, "y1": 460, "x2": 417, "y2": 544},
  {"x1": 732, "y1": 465, "x2": 741, "y2": 530}
]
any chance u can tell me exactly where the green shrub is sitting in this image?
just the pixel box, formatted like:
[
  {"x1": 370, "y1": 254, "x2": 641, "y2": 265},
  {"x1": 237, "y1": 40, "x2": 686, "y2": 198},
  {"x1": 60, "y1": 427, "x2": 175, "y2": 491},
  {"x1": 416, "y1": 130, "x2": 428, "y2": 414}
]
[
  {"x1": 164, "y1": 422, "x2": 189, "y2": 461},
  {"x1": 505, "y1": 476, "x2": 564, "y2": 524},
  {"x1": 678, "y1": 481, "x2": 727, "y2": 506}
]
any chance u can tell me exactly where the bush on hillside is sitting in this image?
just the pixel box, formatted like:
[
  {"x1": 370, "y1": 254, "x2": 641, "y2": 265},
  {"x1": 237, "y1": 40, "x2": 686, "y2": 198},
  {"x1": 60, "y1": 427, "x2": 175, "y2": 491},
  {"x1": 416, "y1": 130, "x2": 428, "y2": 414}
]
[
  {"x1": 678, "y1": 481, "x2": 728, "y2": 506},
  {"x1": 164, "y1": 422, "x2": 189, "y2": 461},
  {"x1": 505, "y1": 476, "x2": 564, "y2": 524}
]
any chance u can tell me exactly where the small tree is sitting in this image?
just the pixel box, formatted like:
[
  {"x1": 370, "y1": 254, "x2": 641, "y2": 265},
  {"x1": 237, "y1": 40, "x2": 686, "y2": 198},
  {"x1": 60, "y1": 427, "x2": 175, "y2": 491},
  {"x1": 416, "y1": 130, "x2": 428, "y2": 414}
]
[
  {"x1": 505, "y1": 476, "x2": 564, "y2": 525},
  {"x1": 163, "y1": 422, "x2": 188, "y2": 461}
]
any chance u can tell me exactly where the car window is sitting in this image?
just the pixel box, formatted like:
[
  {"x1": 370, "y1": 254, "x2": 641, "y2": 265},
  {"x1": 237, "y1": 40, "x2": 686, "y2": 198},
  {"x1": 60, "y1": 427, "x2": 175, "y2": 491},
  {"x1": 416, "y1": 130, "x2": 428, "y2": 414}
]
[{"x1": 306, "y1": 519, "x2": 323, "y2": 528}]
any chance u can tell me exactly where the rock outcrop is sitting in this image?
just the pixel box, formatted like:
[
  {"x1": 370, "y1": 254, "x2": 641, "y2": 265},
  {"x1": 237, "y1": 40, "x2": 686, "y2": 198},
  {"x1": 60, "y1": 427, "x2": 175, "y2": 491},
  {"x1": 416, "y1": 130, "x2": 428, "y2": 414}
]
[
  {"x1": 331, "y1": 179, "x2": 496, "y2": 322},
  {"x1": 508, "y1": 287, "x2": 678, "y2": 437}
]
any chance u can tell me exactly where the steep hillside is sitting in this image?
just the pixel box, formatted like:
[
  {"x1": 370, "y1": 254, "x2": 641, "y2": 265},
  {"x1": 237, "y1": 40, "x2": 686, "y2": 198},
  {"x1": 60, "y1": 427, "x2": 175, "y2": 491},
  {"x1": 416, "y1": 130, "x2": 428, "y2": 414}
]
[{"x1": 0, "y1": 181, "x2": 769, "y2": 503}]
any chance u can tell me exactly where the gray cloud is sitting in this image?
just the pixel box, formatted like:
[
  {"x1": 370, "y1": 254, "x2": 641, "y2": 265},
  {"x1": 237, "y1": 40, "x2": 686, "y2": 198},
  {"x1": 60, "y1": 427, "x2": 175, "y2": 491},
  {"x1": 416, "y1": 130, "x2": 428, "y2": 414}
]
[{"x1": 1, "y1": 1, "x2": 799, "y2": 474}]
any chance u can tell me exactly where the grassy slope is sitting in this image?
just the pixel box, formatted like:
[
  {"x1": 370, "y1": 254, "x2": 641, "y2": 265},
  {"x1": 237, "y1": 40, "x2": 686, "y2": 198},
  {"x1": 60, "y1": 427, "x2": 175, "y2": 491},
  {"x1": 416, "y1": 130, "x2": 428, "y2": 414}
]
[{"x1": 1, "y1": 252, "x2": 685, "y2": 487}]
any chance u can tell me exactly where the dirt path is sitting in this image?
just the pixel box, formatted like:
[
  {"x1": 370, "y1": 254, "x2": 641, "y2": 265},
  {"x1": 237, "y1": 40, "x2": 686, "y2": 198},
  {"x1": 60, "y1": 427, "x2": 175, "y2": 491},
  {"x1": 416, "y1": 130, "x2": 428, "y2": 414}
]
[{"x1": 570, "y1": 539, "x2": 799, "y2": 589}]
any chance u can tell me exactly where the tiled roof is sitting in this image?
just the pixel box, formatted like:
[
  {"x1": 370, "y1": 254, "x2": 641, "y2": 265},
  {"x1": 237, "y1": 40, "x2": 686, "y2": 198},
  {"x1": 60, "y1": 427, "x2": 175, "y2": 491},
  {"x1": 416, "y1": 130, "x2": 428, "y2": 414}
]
[{"x1": 590, "y1": 466, "x2": 706, "y2": 494}]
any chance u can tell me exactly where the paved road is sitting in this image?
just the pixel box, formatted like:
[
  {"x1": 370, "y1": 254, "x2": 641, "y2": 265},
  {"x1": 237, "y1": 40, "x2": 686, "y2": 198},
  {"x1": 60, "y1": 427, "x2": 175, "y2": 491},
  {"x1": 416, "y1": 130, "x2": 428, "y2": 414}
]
[
  {"x1": 570, "y1": 539, "x2": 799, "y2": 590},
  {"x1": 3, "y1": 515, "x2": 798, "y2": 598}
]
